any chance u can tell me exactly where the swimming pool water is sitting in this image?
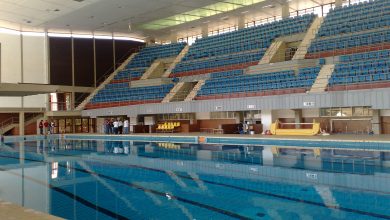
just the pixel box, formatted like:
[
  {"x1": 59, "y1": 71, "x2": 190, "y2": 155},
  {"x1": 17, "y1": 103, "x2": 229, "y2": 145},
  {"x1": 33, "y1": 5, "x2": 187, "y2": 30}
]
[{"x1": 0, "y1": 139, "x2": 389, "y2": 220}]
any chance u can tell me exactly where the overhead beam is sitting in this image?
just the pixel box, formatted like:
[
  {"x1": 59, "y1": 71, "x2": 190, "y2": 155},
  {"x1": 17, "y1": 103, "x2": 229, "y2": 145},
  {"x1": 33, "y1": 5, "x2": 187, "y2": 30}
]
[{"x1": 0, "y1": 83, "x2": 94, "y2": 96}]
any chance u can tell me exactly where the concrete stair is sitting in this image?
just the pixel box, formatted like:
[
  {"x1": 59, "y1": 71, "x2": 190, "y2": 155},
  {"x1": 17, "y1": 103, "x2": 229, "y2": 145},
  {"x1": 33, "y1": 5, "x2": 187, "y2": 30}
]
[
  {"x1": 0, "y1": 123, "x2": 18, "y2": 135},
  {"x1": 140, "y1": 58, "x2": 174, "y2": 80},
  {"x1": 258, "y1": 40, "x2": 284, "y2": 64},
  {"x1": 184, "y1": 80, "x2": 205, "y2": 101},
  {"x1": 162, "y1": 45, "x2": 190, "y2": 78},
  {"x1": 75, "y1": 52, "x2": 138, "y2": 111},
  {"x1": 162, "y1": 82, "x2": 185, "y2": 103},
  {"x1": 310, "y1": 64, "x2": 335, "y2": 93},
  {"x1": 293, "y1": 17, "x2": 324, "y2": 60}
]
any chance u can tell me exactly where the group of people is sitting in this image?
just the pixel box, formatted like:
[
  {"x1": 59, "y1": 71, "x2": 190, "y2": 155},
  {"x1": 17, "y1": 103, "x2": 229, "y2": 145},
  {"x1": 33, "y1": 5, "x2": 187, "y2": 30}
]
[
  {"x1": 104, "y1": 118, "x2": 129, "y2": 134},
  {"x1": 38, "y1": 120, "x2": 55, "y2": 135}
]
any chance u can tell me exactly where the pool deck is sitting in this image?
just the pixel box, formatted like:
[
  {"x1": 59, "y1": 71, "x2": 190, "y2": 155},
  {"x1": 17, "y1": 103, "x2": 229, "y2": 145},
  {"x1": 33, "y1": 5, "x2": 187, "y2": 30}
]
[{"x1": 0, "y1": 200, "x2": 62, "y2": 220}]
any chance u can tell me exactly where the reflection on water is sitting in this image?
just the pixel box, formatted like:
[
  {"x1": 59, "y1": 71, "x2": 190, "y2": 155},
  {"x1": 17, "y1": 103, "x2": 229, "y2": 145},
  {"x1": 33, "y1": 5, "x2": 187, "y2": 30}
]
[{"x1": 0, "y1": 140, "x2": 389, "y2": 220}]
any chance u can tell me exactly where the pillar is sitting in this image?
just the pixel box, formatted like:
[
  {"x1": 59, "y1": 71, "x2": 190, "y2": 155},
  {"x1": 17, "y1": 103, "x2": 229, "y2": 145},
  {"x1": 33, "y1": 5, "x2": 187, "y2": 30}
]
[
  {"x1": 238, "y1": 16, "x2": 245, "y2": 30},
  {"x1": 282, "y1": 3, "x2": 290, "y2": 19},
  {"x1": 261, "y1": 110, "x2": 274, "y2": 131},
  {"x1": 201, "y1": 25, "x2": 209, "y2": 38},
  {"x1": 294, "y1": 109, "x2": 303, "y2": 129},
  {"x1": 19, "y1": 112, "x2": 25, "y2": 136},
  {"x1": 335, "y1": 0, "x2": 343, "y2": 8},
  {"x1": 170, "y1": 33, "x2": 177, "y2": 43},
  {"x1": 372, "y1": 110, "x2": 381, "y2": 134}
]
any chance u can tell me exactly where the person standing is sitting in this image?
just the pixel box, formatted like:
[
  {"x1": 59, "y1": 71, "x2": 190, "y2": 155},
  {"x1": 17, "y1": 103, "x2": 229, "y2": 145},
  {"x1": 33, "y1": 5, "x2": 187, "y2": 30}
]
[
  {"x1": 118, "y1": 119, "x2": 123, "y2": 134},
  {"x1": 39, "y1": 120, "x2": 44, "y2": 135},
  {"x1": 113, "y1": 119, "x2": 119, "y2": 134},
  {"x1": 50, "y1": 121, "x2": 55, "y2": 134},
  {"x1": 43, "y1": 120, "x2": 49, "y2": 134},
  {"x1": 109, "y1": 119, "x2": 114, "y2": 134},
  {"x1": 123, "y1": 119, "x2": 129, "y2": 134}
]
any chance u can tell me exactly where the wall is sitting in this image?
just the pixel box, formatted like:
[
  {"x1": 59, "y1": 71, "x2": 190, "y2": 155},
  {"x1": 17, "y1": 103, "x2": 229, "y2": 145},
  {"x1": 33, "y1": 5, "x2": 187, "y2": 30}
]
[{"x1": 0, "y1": 32, "x2": 47, "y2": 108}]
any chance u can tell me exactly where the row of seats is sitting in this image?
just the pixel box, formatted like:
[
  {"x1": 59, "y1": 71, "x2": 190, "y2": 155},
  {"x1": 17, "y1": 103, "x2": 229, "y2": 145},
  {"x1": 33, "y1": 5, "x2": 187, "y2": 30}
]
[
  {"x1": 91, "y1": 84, "x2": 173, "y2": 103},
  {"x1": 182, "y1": 14, "x2": 315, "y2": 61},
  {"x1": 339, "y1": 50, "x2": 390, "y2": 62},
  {"x1": 197, "y1": 67, "x2": 320, "y2": 97},
  {"x1": 209, "y1": 69, "x2": 244, "y2": 79},
  {"x1": 172, "y1": 50, "x2": 264, "y2": 74},
  {"x1": 114, "y1": 67, "x2": 147, "y2": 80},
  {"x1": 329, "y1": 50, "x2": 390, "y2": 86},
  {"x1": 317, "y1": 0, "x2": 389, "y2": 37},
  {"x1": 308, "y1": 29, "x2": 390, "y2": 54},
  {"x1": 126, "y1": 43, "x2": 186, "y2": 69}
]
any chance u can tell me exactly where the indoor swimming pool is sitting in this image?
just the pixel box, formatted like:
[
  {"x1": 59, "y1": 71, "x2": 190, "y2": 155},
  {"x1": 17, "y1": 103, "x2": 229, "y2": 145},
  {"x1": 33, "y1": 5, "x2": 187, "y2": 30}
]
[{"x1": 0, "y1": 139, "x2": 389, "y2": 219}]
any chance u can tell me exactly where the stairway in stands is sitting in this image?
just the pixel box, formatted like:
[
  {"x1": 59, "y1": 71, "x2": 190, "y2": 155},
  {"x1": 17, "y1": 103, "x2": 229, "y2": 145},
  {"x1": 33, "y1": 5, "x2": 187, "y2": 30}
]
[
  {"x1": 162, "y1": 82, "x2": 197, "y2": 102},
  {"x1": 162, "y1": 45, "x2": 190, "y2": 78},
  {"x1": 184, "y1": 80, "x2": 206, "y2": 101},
  {"x1": 310, "y1": 64, "x2": 335, "y2": 93},
  {"x1": 293, "y1": 17, "x2": 324, "y2": 60},
  {"x1": 258, "y1": 40, "x2": 284, "y2": 64},
  {"x1": 75, "y1": 53, "x2": 138, "y2": 111}
]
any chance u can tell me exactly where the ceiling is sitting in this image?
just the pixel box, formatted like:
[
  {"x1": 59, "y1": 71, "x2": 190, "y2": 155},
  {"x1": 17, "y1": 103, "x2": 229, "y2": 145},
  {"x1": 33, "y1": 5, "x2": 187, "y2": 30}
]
[{"x1": 0, "y1": 0, "x2": 337, "y2": 40}]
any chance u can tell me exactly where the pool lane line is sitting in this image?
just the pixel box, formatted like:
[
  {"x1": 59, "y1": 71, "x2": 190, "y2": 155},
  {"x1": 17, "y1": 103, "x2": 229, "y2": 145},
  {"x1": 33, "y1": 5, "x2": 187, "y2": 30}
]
[
  {"x1": 4, "y1": 148, "x2": 390, "y2": 220},
  {"x1": 0, "y1": 153, "x2": 252, "y2": 220},
  {"x1": 0, "y1": 166, "x2": 131, "y2": 220}
]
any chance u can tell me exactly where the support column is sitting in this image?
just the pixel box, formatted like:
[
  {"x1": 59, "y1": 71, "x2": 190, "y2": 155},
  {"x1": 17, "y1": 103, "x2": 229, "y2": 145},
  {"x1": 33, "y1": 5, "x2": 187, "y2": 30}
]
[
  {"x1": 201, "y1": 25, "x2": 209, "y2": 38},
  {"x1": 170, "y1": 33, "x2": 177, "y2": 43},
  {"x1": 372, "y1": 110, "x2": 381, "y2": 134},
  {"x1": 261, "y1": 110, "x2": 274, "y2": 131},
  {"x1": 294, "y1": 109, "x2": 303, "y2": 129},
  {"x1": 335, "y1": 0, "x2": 343, "y2": 8},
  {"x1": 282, "y1": 3, "x2": 290, "y2": 19},
  {"x1": 238, "y1": 16, "x2": 245, "y2": 30},
  {"x1": 19, "y1": 112, "x2": 25, "y2": 136}
]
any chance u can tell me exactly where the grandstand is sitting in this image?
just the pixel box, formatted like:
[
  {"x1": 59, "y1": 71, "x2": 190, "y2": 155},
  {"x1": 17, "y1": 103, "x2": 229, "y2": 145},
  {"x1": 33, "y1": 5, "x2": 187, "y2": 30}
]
[{"x1": 0, "y1": 0, "x2": 389, "y2": 136}]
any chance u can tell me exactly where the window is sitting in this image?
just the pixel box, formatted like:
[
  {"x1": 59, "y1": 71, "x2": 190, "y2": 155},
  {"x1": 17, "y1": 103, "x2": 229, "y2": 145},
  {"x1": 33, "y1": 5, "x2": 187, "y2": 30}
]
[{"x1": 320, "y1": 107, "x2": 372, "y2": 117}]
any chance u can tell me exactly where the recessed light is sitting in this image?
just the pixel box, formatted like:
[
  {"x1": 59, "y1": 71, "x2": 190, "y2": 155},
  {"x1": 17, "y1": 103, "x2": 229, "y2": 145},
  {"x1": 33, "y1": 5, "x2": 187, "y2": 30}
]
[
  {"x1": 262, "y1": 4, "x2": 274, "y2": 8},
  {"x1": 241, "y1": 10, "x2": 249, "y2": 14},
  {"x1": 202, "y1": 20, "x2": 210, "y2": 24}
]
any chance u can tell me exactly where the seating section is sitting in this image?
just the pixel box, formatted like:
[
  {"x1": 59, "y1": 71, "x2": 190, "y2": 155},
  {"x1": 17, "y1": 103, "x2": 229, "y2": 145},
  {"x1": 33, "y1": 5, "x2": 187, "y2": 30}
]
[
  {"x1": 113, "y1": 43, "x2": 186, "y2": 82},
  {"x1": 196, "y1": 67, "x2": 320, "y2": 100},
  {"x1": 328, "y1": 50, "x2": 390, "y2": 91},
  {"x1": 171, "y1": 14, "x2": 315, "y2": 77},
  {"x1": 307, "y1": 0, "x2": 390, "y2": 58},
  {"x1": 317, "y1": 0, "x2": 389, "y2": 37},
  {"x1": 86, "y1": 84, "x2": 174, "y2": 109},
  {"x1": 209, "y1": 69, "x2": 244, "y2": 79}
]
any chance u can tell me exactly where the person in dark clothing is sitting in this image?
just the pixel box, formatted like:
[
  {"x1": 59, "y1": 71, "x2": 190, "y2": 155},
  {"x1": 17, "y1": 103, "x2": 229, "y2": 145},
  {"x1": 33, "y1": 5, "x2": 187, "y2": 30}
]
[{"x1": 39, "y1": 120, "x2": 44, "y2": 135}]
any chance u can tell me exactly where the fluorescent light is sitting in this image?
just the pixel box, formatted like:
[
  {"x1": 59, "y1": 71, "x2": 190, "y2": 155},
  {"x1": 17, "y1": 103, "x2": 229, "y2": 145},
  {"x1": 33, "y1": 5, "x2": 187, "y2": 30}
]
[
  {"x1": 94, "y1": 35, "x2": 113, "y2": 39},
  {"x1": 0, "y1": 28, "x2": 20, "y2": 35},
  {"x1": 22, "y1": 32, "x2": 45, "y2": 37},
  {"x1": 262, "y1": 4, "x2": 274, "y2": 8},
  {"x1": 72, "y1": 34, "x2": 93, "y2": 39},
  {"x1": 48, "y1": 32, "x2": 71, "y2": 37},
  {"x1": 113, "y1": 36, "x2": 145, "y2": 42}
]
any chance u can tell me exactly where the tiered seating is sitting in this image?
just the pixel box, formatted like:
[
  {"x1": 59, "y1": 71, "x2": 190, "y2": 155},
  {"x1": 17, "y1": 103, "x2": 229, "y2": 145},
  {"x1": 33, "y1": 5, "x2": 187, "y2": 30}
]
[
  {"x1": 171, "y1": 14, "x2": 315, "y2": 77},
  {"x1": 113, "y1": 43, "x2": 186, "y2": 82},
  {"x1": 307, "y1": 0, "x2": 390, "y2": 58},
  {"x1": 196, "y1": 67, "x2": 320, "y2": 100},
  {"x1": 85, "y1": 84, "x2": 174, "y2": 109},
  {"x1": 328, "y1": 50, "x2": 390, "y2": 91}
]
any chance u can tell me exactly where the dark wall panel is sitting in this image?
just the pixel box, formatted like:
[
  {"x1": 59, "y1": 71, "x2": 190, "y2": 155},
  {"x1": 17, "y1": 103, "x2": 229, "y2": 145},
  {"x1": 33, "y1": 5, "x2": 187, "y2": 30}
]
[
  {"x1": 74, "y1": 38, "x2": 94, "y2": 87},
  {"x1": 115, "y1": 40, "x2": 144, "y2": 68},
  {"x1": 49, "y1": 37, "x2": 72, "y2": 86},
  {"x1": 95, "y1": 39, "x2": 114, "y2": 85}
]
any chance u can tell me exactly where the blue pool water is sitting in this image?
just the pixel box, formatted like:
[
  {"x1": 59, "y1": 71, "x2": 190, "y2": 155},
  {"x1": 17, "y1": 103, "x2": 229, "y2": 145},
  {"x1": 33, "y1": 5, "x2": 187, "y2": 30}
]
[{"x1": 0, "y1": 139, "x2": 389, "y2": 220}]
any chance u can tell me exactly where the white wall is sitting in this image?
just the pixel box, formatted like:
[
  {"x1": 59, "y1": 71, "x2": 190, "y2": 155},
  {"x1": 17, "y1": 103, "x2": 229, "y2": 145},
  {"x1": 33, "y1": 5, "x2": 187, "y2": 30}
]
[{"x1": 0, "y1": 32, "x2": 48, "y2": 108}]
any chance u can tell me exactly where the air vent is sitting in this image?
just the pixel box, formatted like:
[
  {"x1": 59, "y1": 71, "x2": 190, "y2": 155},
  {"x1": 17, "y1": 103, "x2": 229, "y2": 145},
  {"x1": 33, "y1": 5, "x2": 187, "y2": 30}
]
[{"x1": 73, "y1": 0, "x2": 85, "y2": 2}]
